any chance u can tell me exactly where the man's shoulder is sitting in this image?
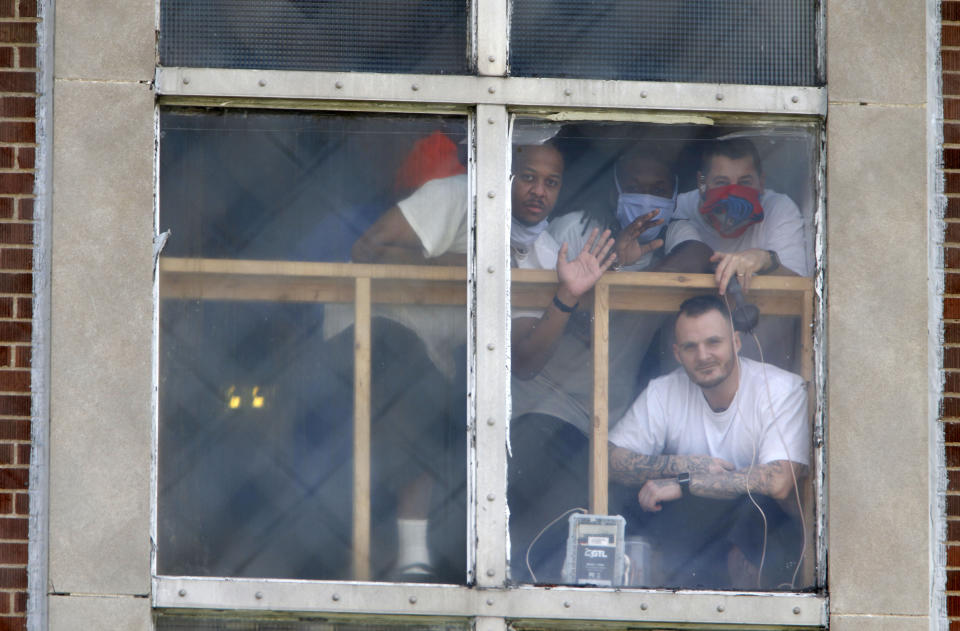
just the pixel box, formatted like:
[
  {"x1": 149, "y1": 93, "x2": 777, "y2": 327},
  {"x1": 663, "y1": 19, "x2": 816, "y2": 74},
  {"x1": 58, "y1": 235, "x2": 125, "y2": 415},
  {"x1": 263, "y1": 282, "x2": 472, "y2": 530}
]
[
  {"x1": 759, "y1": 189, "x2": 800, "y2": 216},
  {"x1": 740, "y1": 356, "x2": 804, "y2": 390},
  {"x1": 547, "y1": 210, "x2": 605, "y2": 243}
]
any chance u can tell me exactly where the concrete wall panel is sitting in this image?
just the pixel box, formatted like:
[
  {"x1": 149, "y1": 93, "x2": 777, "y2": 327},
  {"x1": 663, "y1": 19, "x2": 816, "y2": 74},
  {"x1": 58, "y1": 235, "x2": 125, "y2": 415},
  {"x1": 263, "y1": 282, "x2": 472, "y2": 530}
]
[
  {"x1": 54, "y1": 0, "x2": 155, "y2": 81},
  {"x1": 49, "y1": 79, "x2": 155, "y2": 595},
  {"x1": 50, "y1": 595, "x2": 152, "y2": 631},
  {"x1": 827, "y1": 102, "x2": 929, "y2": 616},
  {"x1": 827, "y1": 0, "x2": 926, "y2": 104}
]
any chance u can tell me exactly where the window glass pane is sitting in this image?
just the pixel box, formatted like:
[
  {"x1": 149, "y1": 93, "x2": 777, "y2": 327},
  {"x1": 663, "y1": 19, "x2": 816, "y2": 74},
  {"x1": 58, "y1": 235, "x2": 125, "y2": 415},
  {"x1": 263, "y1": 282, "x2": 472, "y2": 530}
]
[
  {"x1": 157, "y1": 616, "x2": 469, "y2": 631},
  {"x1": 158, "y1": 110, "x2": 469, "y2": 584},
  {"x1": 507, "y1": 119, "x2": 817, "y2": 591},
  {"x1": 160, "y1": 0, "x2": 470, "y2": 74},
  {"x1": 510, "y1": 0, "x2": 817, "y2": 85}
]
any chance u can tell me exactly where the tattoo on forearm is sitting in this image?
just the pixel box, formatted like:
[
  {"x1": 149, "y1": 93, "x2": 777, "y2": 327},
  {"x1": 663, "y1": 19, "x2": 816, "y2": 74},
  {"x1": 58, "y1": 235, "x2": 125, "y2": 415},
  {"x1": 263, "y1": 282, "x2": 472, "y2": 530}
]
[
  {"x1": 607, "y1": 445, "x2": 739, "y2": 486},
  {"x1": 692, "y1": 461, "x2": 808, "y2": 500}
]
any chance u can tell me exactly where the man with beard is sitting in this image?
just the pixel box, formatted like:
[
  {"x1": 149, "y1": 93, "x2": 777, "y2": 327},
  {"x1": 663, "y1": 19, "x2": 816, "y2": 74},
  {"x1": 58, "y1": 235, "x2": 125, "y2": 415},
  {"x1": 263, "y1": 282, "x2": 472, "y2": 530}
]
[{"x1": 607, "y1": 294, "x2": 809, "y2": 589}]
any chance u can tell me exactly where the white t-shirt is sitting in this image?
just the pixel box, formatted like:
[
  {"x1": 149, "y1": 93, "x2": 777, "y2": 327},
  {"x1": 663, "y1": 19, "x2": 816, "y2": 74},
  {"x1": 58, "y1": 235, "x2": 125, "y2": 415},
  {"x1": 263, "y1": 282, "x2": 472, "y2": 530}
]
[
  {"x1": 665, "y1": 189, "x2": 811, "y2": 277},
  {"x1": 324, "y1": 175, "x2": 468, "y2": 378},
  {"x1": 510, "y1": 229, "x2": 561, "y2": 320},
  {"x1": 608, "y1": 357, "x2": 809, "y2": 468},
  {"x1": 399, "y1": 174, "x2": 469, "y2": 258}
]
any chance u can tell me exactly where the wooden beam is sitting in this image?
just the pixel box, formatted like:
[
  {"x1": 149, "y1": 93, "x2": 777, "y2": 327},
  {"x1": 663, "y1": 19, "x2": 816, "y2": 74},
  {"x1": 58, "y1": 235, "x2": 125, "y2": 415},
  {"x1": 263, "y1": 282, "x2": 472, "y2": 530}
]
[
  {"x1": 352, "y1": 277, "x2": 372, "y2": 581},
  {"x1": 590, "y1": 282, "x2": 610, "y2": 515}
]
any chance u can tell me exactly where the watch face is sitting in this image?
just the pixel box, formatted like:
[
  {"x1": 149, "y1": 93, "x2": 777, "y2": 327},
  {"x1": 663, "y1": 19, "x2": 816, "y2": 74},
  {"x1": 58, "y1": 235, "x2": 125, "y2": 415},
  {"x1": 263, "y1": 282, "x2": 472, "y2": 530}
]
[{"x1": 678, "y1": 472, "x2": 690, "y2": 485}]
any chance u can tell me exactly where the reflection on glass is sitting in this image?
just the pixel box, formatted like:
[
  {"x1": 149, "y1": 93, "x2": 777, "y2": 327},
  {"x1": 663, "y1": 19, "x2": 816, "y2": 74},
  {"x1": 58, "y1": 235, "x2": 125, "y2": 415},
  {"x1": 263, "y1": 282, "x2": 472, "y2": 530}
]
[
  {"x1": 507, "y1": 120, "x2": 817, "y2": 590},
  {"x1": 510, "y1": 0, "x2": 817, "y2": 86},
  {"x1": 157, "y1": 110, "x2": 468, "y2": 583},
  {"x1": 160, "y1": 0, "x2": 470, "y2": 75}
]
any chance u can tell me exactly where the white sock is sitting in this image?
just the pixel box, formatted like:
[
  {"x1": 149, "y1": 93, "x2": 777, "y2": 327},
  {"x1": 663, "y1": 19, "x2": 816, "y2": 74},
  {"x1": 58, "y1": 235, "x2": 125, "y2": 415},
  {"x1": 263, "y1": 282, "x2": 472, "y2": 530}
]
[{"x1": 397, "y1": 518, "x2": 430, "y2": 571}]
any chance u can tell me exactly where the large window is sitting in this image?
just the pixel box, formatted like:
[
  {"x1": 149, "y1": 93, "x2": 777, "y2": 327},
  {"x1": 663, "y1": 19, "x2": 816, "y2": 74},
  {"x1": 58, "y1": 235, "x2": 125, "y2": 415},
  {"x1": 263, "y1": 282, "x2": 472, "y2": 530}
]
[{"x1": 154, "y1": 1, "x2": 826, "y2": 628}]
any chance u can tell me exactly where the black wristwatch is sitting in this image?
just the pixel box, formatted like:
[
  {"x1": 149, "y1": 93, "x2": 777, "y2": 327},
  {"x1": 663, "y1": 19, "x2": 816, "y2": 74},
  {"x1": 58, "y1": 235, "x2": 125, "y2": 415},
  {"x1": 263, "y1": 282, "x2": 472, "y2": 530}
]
[{"x1": 677, "y1": 472, "x2": 691, "y2": 497}]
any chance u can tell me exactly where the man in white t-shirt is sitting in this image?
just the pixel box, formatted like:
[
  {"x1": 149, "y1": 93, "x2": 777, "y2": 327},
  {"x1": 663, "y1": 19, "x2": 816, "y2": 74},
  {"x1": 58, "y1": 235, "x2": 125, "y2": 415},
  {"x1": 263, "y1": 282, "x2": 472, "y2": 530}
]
[
  {"x1": 661, "y1": 138, "x2": 811, "y2": 373},
  {"x1": 608, "y1": 294, "x2": 809, "y2": 589}
]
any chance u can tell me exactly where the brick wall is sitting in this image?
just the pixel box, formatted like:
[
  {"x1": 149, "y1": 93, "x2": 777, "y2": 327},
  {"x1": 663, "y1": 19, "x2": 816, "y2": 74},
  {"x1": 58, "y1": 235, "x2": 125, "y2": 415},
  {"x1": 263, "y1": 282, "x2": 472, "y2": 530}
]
[
  {"x1": 0, "y1": 0, "x2": 34, "y2": 628},
  {"x1": 947, "y1": 3, "x2": 960, "y2": 629}
]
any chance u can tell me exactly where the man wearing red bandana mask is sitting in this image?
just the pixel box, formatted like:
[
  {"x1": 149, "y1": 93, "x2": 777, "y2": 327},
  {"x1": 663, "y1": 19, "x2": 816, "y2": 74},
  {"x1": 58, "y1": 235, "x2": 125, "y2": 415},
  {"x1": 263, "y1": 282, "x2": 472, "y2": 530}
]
[{"x1": 665, "y1": 139, "x2": 811, "y2": 296}]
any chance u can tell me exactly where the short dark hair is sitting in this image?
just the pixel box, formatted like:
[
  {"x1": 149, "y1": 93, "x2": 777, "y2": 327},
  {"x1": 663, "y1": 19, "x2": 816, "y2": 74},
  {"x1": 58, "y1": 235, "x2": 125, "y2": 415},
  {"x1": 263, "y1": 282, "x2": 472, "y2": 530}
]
[
  {"x1": 677, "y1": 294, "x2": 731, "y2": 323},
  {"x1": 511, "y1": 141, "x2": 563, "y2": 174},
  {"x1": 699, "y1": 138, "x2": 763, "y2": 177}
]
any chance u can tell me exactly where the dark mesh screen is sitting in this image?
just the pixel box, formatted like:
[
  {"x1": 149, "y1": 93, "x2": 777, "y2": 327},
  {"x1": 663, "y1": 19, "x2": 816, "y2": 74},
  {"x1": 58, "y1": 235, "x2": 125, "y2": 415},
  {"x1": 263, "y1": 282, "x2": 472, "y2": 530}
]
[
  {"x1": 160, "y1": 0, "x2": 470, "y2": 74},
  {"x1": 509, "y1": 0, "x2": 818, "y2": 86}
]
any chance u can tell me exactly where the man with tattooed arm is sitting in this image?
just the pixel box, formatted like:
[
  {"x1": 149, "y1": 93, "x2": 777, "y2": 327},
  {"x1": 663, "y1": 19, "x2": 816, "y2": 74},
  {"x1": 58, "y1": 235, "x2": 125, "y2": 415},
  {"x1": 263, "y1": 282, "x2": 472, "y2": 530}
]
[{"x1": 607, "y1": 294, "x2": 810, "y2": 589}]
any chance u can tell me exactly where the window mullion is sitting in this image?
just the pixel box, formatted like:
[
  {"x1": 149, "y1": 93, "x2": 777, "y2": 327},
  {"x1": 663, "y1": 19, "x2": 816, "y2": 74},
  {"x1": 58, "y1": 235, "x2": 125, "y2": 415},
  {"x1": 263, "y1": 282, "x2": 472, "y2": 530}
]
[
  {"x1": 473, "y1": 104, "x2": 510, "y2": 587},
  {"x1": 475, "y1": 0, "x2": 508, "y2": 77}
]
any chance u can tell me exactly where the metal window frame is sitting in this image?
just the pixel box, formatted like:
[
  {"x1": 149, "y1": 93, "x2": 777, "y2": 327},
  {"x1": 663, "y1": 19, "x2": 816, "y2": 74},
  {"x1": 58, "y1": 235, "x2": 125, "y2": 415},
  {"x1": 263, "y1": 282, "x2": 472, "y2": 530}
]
[{"x1": 151, "y1": 9, "x2": 829, "y2": 630}]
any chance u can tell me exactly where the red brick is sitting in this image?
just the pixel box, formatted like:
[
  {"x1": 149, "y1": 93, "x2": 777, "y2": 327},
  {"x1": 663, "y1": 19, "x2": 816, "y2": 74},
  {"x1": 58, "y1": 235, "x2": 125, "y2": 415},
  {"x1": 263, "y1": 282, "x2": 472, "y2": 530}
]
[
  {"x1": 0, "y1": 72, "x2": 33, "y2": 93},
  {"x1": 0, "y1": 348, "x2": 11, "y2": 368},
  {"x1": 0, "y1": 569, "x2": 25, "y2": 590},
  {"x1": 0, "y1": 0, "x2": 12, "y2": 18},
  {"x1": 944, "y1": 399, "x2": 960, "y2": 419},
  {"x1": 15, "y1": 347, "x2": 29, "y2": 369},
  {"x1": 947, "y1": 299, "x2": 960, "y2": 321},
  {"x1": 948, "y1": 97, "x2": 960, "y2": 121},
  {"x1": 951, "y1": 470, "x2": 960, "y2": 491},
  {"x1": 0, "y1": 274, "x2": 28, "y2": 294},
  {"x1": 0, "y1": 396, "x2": 28, "y2": 417},
  {"x1": 0, "y1": 594, "x2": 11, "y2": 616},
  {"x1": 15, "y1": 199, "x2": 29, "y2": 221},
  {"x1": 0, "y1": 423, "x2": 27, "y2": 442},
  {"x1": 948, "y1": 25, "x2": 960, "y2": 47},
  {"x1": 13, "y1": 299, "x2": 27, "y2": 319},
  {"x1": 0, "y1": 299, "x2": 12, "y2": 319},
  {"x1": 17, "y1": 0, "x2": 34, "y2": 17},
  {"x1": 0, "y1": 447, "x2": 14, "y2": 467},
  {"x1": 0, "y1": 324, "x2": 30, "y2": 344},
  {"x1": 948, "y1": 222, "x2": 960, "y2": 244},
  {"x1": 13, "y1": 445, "x2": 25, "y2": 466},
  {"x1": 0, "y1": 470, "x2": 26, "y2": 492},
  {"x1": 949, "y1": 494, "x2": 960, "y2": 515},
  {"x1": 949, "y1": 565, "x2": 960, "y2": 588},
  {"x1": 947, "y1": 51, "x2": 960, "y2": 75},
  {"x1": 0, "y1": 225, "x2": 30, "y2": 247},
  {"x1": 0, "y1": 615, "x2": 24, "y2": 631},
  {"x1": 948, "y1": 323, "x2": 960, "y2": 343},
  {"x1": 946, "y1": 1, "x2": 960, "y2": 21},
  {"x1": 946, "y1": 347, "x2": 960, "y2": 368},
  {"x1": 0, "y1": 250, "x2": 28, "y2": 272},
  {"x1": 14, "y1": 148, "x2": 30, "y2": 171},
  {"x1": 13, "y1": 494, "x2": 24, "y2": 515},
  {"x1": 0, "y1": 150, "x2": 12, "y2": 171},
  {"x1": 0, "y1": 175, "x2": 31, "y2": 196},
  {"x1": 945, "y1": 420, "x2": 960, "y2": 441},
  {"x1": 947, "y1": 172, "x2": 960, "y2": 194},
  {"x1": 0, "y1": 517, "x2": 26, "y2": 539},
  {"x1": 948, "y1": 445, "x2": 960, "y2": 466},
  {"x1": 0, "y1": 24, "x2": 34, "y2": 45},
  {"x1": 0, "y1": 123, "x2": 32, "y2": 145},
  {"x1": 0, "y1": 49, "x2": 13, "y2": 70},
  {"x1": 16, "y1": 47, "x2": 32, "y2": 70},
  {"x1": 950, "y1": 593, "x2": 960, "y2": 616},
  {"x1": 950, "y1": 544, "x2": 960, "y2": 566},
  {"x1": 0, "y1": 373, "x2": 29, "y2": 394},
  {"x1": 0, "y1": 98, "x2": 32, "y2": 119},
  {"x1": 946, "y1": 246, "x2": 960, "y2": 269},
  {"x1": 13, "y1": 593, "x2": 24, "y2": 614}
]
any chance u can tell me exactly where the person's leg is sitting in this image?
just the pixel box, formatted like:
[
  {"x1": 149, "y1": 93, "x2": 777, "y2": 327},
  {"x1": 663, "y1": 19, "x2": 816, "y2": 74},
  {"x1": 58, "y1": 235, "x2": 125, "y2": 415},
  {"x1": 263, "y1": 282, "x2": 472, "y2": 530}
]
[
  {"x1": 508, "y1": 414, "x2": 590, "y2": 584},
  {"x1": 726, "y1": 495, "x2": 804, "y2": 590}
]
